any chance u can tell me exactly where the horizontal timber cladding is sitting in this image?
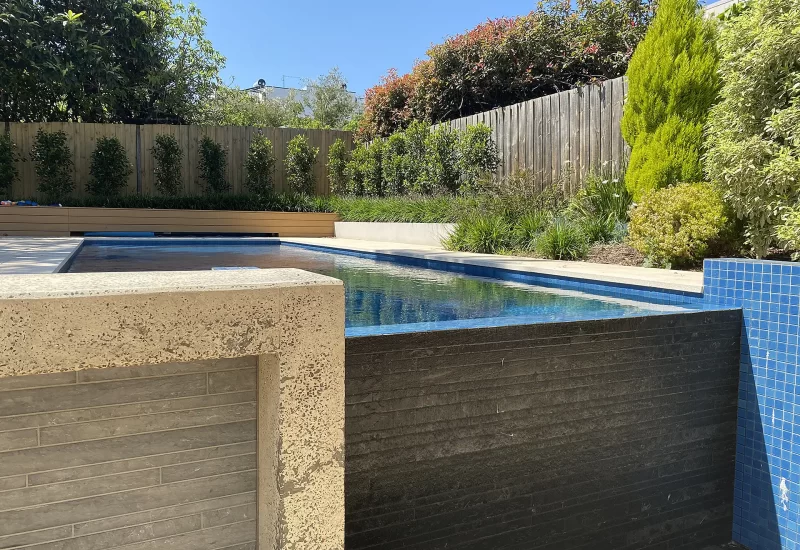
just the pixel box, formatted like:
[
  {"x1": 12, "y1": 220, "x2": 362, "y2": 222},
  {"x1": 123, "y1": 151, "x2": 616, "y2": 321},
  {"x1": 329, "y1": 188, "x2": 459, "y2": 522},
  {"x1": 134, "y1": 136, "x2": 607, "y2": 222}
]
[
  {"x1": 0, "y1": 207, "x2": 338, "y2": 237},
  {"x1": 344, "y1": 310, "x2": 742, "y2": 550},
  {"x1": 0, "y1": 357, "x2": 258, "y2": 550}
]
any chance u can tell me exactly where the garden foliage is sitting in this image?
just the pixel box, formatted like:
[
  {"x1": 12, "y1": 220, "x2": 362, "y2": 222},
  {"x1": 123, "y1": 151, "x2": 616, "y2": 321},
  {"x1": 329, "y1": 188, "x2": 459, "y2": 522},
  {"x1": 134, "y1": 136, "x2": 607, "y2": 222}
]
[
  {"x1": 152, "y1": 134, "x2": 183, "y2": 196},
  {"x1": 358, "y1": 0, "x2": 653, "y2": 138},
  {"x1": 705, "y1": 0, "x2": 800, "y2": 256},
  {"x1": 327, "y1": 138, "x2": 350, "y2": 195},
  {"x1": 198, "y1": 136, "x2": 229, "y2": 193},
  {"x1": 0, "y1": 133, "x2": 17, "y2": 196},
  {"x1": 245, "y1": 134, "x2": 276, "y2": 195},
  {"x1": 777, "y1": 207, "x2": 800, "y2": 260},
  {"x1": 31, "y1": 129, "x2": 74, "y2": 203},
  {"x1": 285, "y1": 135, "x2": 318, "y2": 195},
  {"x1": 334, "y1": 122, "x2": 498, "y2": 198},
  {"x1": 458, "y1": 124, "x2": 500, "y2": 193},
  {"x1": 621, "y1": 0, "x2": 719, "y2": 199},
  {"x1": 628, "y1": 182, "x2": 728, "y2": 268},
  {"x1": 87, "y1": 137, "x2": 132, "y2": 197}
]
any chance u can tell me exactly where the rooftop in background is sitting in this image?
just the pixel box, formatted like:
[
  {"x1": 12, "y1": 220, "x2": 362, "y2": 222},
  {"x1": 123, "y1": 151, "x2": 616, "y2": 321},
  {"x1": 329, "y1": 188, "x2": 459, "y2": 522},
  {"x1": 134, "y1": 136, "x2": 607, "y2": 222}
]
[
  {"x1": 244, "y1": 80, "x2": 364, "y2": 118},
  {"x1": 704, "y1": 0, "x2": 738, "y2": 15}
]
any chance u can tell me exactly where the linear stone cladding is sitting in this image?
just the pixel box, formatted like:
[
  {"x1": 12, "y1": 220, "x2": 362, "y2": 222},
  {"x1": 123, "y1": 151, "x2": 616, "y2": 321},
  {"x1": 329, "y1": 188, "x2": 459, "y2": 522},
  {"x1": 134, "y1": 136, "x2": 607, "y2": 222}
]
[
  {"x1": 344, "y1": 310, "x2": 742, "y2": 549},
  {"x1": 0, "y1": 357, "x2": 258, "y2": 550}
]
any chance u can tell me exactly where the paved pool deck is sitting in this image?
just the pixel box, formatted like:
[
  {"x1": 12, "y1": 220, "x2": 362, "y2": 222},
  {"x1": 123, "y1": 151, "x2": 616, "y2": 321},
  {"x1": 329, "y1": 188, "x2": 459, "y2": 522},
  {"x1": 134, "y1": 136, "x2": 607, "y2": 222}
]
[
  {"x1": 0, "y1": 237, "x2": 84, "y2": 274},
  {"x1": 282, "y1": 237, "x2": 705, "y2": 294},
  {"x1": 0, "y1": 236, "x2": 705, "y2": 294}
]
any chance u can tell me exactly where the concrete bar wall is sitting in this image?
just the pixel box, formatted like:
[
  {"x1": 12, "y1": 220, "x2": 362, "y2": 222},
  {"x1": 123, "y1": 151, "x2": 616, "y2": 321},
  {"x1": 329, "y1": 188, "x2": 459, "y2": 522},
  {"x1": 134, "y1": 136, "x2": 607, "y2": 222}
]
[{"x1": 0, "y1": 270, "x2": 345, "y2": 550}]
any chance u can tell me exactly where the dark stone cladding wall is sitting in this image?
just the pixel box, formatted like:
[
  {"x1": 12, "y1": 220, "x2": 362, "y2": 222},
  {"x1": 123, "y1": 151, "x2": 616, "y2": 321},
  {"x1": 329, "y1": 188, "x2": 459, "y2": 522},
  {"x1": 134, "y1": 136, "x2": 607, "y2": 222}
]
[{"x1": 344, "y1": 310, "x2": 742, "y2": 550}]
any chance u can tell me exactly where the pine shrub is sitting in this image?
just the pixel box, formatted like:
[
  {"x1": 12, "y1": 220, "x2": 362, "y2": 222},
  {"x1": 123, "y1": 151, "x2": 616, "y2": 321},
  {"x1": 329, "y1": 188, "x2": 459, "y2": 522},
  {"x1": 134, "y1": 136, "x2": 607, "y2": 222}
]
[{"x1": 621, "y1": 0, "x2": 719, "y2": 200}]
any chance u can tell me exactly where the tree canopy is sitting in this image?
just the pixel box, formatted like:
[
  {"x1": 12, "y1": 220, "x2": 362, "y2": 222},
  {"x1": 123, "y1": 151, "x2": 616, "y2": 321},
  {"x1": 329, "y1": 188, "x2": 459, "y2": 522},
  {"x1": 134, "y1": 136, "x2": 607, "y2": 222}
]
[{"x1": 0, "y1": 0, "x2": 225, "y2": 124}]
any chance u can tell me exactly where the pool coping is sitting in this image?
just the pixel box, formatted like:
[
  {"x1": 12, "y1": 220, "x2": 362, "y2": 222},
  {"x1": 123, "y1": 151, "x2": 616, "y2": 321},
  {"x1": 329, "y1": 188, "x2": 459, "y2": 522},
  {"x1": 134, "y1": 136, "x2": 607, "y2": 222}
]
[
  {"x1": 281, "y1": 238, "x2": 705, "y2": 295},
  {"x1": 1, "y1": 236, "x2": 704, "y2": 296}
]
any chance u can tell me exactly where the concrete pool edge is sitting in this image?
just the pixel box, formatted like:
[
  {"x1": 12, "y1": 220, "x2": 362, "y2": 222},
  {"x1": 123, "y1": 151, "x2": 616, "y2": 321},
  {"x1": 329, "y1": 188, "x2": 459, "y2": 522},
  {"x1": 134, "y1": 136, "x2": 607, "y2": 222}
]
[{"x1": 281, "y1": 237, "x2": 705, "y2": 295}]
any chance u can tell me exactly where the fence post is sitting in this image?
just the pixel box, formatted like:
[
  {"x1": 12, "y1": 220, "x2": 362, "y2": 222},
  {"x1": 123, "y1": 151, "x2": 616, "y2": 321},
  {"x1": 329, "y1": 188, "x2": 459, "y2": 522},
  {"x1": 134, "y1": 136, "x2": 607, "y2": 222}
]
[{"x1": 135, "y1": 125, "x2": 142, "y2": 195}]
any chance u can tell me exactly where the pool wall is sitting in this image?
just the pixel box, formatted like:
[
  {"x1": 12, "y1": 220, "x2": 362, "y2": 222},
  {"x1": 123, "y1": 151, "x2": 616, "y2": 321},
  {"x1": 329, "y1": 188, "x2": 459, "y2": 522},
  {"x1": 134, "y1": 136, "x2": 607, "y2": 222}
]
[
  {"x1": 345, "y1": 309, "x2": 742, "y2": 549},
  {"x1": 705, "y1": 259, "x2": 800, "y2": 549}
]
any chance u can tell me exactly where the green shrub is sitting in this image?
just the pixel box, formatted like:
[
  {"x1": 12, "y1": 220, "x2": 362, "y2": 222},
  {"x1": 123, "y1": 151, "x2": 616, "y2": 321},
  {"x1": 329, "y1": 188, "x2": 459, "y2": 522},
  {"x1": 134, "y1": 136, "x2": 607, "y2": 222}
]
[
  {"x1": 31, "y1": 129, "x2": 74, "y2": 203},
  {"x1": 535, "y1": 218, "x2": 589, "y2": 260},
  {"x1": 404, "y1": 121, "x2": 429, "y2": 193},
  {"x1": 285, "y1": 135, "x2": 318, "y2": 195},
  {"x1": 152, "y1": 134, "x2": 183, "y2": 196},
  {"x1": 327, "y1": 138, "x2": 350, "y2": 195},
  {"x1": 447, "y1": 214, "x2": 511, "y2": 254},
  {"x1": 705, "y1": 0, "x2": 800, "y2": 256},
  {"x1": 245, "y1": 134, "x2": 276, "y2": 195},
  {"x1": 36, "y1": 192, "x2": 333, "y2": 213},
  {"x1": 0, "y1": 133, "x2": 17, "y2": 197},
  {"x1": 628, "y1": 182, "x2": 728, "y2": 268},
  {"x1": 87, "y1": 137, "x2": 132, "y2": 197},
  {"x1": 579, "y1": 213, "x2": 618, "y2": 243},
  {"x1": 345, "y1": 144, "x2": 369, "y2": 196},
  {"x1": 331, "y1": 194, "x2": 463, "y2": 223},
  {"x1": 777, "y1": 206, "x2": 800, "y2": 260},
  {"x1": 621, "y1": 0, "x2": 718, "y2": 200},
  {"x1": 458, "y1": 123, "x2": 499, "y2": 192},
  {"x1": 198, "y1": 136, "x2": 229, "y2": 193},
  {"x1": 512, "y1": 211, "x2": 552, "y2": 251},
  {"x1": 571, "y1": 172, "x2": 632, "y2": 223},
  {"x1": 382, "y1": 133, "x2": 407, "y2": 195},
  {"x1": 423, "y1": 125, "x2": 460, "y2": 193},
  {"x1": 364, "y1": 138, "x2": 385, "y2": 196}
]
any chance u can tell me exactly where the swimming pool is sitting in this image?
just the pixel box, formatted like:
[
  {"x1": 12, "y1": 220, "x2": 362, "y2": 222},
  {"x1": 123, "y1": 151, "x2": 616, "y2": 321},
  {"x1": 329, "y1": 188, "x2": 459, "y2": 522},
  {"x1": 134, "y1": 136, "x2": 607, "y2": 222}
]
[{"x1": 66, "y1": 239, "x2": 702, "y2": 336}]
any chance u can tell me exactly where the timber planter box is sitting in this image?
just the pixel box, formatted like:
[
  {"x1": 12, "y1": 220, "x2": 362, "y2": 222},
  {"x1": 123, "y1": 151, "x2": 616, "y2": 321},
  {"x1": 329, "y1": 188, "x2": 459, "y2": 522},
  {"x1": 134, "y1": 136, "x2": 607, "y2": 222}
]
[{"x1": 0, "y1": 207, "x2": 338, "y2": 237}]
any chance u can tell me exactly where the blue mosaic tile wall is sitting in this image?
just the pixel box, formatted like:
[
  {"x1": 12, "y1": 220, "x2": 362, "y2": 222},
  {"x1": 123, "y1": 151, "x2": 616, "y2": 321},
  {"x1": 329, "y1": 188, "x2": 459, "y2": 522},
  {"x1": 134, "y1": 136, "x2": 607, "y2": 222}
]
[{"x1": 705, "y1": 259, "x2": 800, "y2": 550}]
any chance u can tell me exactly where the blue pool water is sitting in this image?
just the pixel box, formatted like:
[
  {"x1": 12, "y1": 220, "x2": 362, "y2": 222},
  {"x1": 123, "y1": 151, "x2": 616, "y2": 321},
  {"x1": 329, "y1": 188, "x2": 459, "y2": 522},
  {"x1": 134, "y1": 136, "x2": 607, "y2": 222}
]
[{"x1": 67, "y1": 239, "x2": 701, "y2": 336}]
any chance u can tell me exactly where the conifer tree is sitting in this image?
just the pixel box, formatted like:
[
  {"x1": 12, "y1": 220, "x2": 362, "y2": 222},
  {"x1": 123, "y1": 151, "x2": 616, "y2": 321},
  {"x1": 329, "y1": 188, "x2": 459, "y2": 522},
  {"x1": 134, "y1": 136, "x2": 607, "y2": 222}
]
[{"x1": 621, "y1": 0, "x2": 719, "y2": 200}]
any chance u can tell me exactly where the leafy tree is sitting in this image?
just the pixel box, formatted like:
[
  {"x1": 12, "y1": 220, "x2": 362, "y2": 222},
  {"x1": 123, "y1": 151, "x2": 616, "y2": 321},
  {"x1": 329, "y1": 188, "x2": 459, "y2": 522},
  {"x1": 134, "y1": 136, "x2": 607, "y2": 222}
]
[
  {"x1": 196, "y1": 86, "x2": 303, "y2": 127},
  {"x1": 621, "y1": 0, "x2": 718, "y2": 200},
  {"x1": 198, "y1": 136, "x2": 229, "y2": 193},
  {"x1": 404, "y1": 121, "x2": 429, "y2": 192},
  {"x1": 304, "y1": 68, "x2": 360, "y2": 129},
  {"x1": 152, "y1": 134, "x2": 183, "y2": 196},
  {"x1": 0, "y1": 0, "x2": 224, "y2": 124},
  {"x1": 31, "y1": 129, "x2": 74, "y2": 203},
  {"x1": 285, "y1": 135, "x2": 318, "y2": 194},
  {"x1": 363, "y1": 138, "x2": 385, "y2": 196},
  {"x1": 0, "y1": 132, "x2": 17, "y2": 196},
  {"x1": 345, "y1": 144, "x2": 369, "y2": 196},
  {"x1": 245, "y1": 133, "x2": 276, "y2": 195},
  {"x1": 705, "y1": 0, "x2": 800, "y2": 255},
  {"x1": 327, "y1": 138, "x2": 350, "y2": 195},
  {"x1": 87, "y1": 136, "x2": 132, "y2": 197}
]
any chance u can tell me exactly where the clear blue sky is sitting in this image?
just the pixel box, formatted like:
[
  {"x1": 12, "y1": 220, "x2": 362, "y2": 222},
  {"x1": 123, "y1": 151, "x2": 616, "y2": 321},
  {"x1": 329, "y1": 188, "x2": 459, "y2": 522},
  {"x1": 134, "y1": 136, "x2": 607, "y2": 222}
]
[{"x1": 192, "y1": 0, "x2": 538, "y2": 96}]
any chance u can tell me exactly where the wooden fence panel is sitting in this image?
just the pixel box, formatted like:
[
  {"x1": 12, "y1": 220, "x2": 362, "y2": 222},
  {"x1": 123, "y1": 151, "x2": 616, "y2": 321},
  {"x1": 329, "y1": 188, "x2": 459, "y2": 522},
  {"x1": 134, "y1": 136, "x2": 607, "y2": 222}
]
[
  {"x1": 8, "y1": 124, "x2": 353, "y2": 200},
  {"x1": 436, "y1": 76, "x2": 629, "y2": 194}
]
